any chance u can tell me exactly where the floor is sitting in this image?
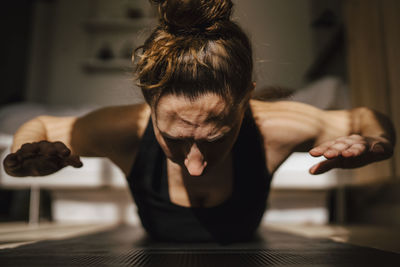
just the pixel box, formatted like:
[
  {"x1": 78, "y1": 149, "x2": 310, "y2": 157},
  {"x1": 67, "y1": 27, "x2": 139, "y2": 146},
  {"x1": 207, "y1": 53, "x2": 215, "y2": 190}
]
[
  {"x1": 0, "y1": 222, "x2": 115, "y2": 250},
  {"x1": 0, "y1": 223, "x2": 399, "y2": 266},
  {"x1": 267, "y1": 223, "x2": 400, "y2": 254},
  {"x1": 0, "y1": 222, "x2": 399, "y2": 253}
]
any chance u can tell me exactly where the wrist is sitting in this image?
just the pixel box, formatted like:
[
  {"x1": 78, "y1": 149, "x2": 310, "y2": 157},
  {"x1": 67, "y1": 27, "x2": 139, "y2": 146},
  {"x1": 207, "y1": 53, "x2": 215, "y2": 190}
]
[{"x1": 366, "y1": 135, "x2": 394, "y2": 158}]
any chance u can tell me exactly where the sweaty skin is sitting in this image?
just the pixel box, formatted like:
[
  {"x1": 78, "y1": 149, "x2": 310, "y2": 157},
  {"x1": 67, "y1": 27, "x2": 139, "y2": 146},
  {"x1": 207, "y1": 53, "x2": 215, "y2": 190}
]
[
  {"x1": 184, "y1": 143, "x2": 207, "y2": 176},
  {"x1": 153, "y1": 93, "x2": 245, "y2": 177},
  {"x1": 3, "y1": 94, "x2": 395, "y2": 207}
]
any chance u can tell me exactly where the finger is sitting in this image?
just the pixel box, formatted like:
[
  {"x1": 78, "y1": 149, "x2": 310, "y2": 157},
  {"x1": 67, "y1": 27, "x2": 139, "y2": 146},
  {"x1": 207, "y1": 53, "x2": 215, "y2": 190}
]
[
  {"x1": 21, "y1": 160, "x2": 41, "y2": 176},
  {"x1": 324, "y1": 142, "x2": 352, "y2": 159},
  {"x1": 341, "y1": 148, "x2": 360, "y2": 157},
  {"x1": 309, "y1": 158, "x2": 341, "y2": 175},
  {"x1": 370, "y1": 141, "x2": 385, "y2": 154},
  {"x1": 17, "y1": 145, "x2": 35, "y2": 160},
  {"x1": 330, "y1": 142, "x2": 350, "y2": 152},
  {"x1": 3, "y1": 153, "x2": 19, "y2": 168},
  {"x1": 38, "y1": 141, "x2": 57, "y2": 156},
  {"x1": 64, "y1": 155, "x2": 83, "y2": 168},
  {"x1": 15, "y1": 150, "x2": 25, "y2": 162},
  {"x1": 20, "y1": 143, "x2": 40, "y2": 156},
  {"x1": 349, "y1": 134, "x2": 363, "y2": 140},
  {"x1": 3, "y1": 154, "x2": 29, "y2": 176},
  {"x1": 323, "y1": 148, "x2": 340, "y2": 159},
  {"x1": 342, "y1": 143, "x2": 366, "y2": 157},
  {"x1": 28, "y1": 159, "x2": 60, "y2": 176},
  {"x1": 309, "y1": 140, "x2": 335, "y2": 157},
  {"x1": 341, "y1": 149, "x2": 355, "y2": 157},
  {"x1": 53, "y1": 141, "x2": 71, "y2": 157}
]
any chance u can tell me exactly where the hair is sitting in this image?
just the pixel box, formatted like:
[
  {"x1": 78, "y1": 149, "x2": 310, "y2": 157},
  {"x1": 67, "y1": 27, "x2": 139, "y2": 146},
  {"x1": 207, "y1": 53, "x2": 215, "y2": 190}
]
[{"x1": 134, "y1": 0, "x2": 253, "y2": 108}]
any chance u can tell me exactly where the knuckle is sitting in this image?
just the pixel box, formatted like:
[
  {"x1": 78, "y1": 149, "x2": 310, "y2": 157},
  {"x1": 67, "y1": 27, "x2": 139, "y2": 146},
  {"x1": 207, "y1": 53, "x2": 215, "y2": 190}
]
[
  {"x1": 15, "y1": 152, "x2": 24, "y2": 161},
  {"x1": 21, "y1": 143, "x2": 33, "y2": 150},
  {"x1": 350, "y1": 134, "x2": 362, "y2": 139},
  {"x1": 37, "y1": 140, "x2": 49, "y2": 147},
  {"x1": 353, "y1": 143, "x2": 366, "y2": 150},
  {"x1": 332, "y1": 143, "x2": 348, "y2": 150}
]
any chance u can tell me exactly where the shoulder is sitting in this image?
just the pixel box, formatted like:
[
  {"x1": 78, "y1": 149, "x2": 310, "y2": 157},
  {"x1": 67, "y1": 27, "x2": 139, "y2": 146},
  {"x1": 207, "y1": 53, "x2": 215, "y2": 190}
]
[
  {"x1": 72, "y1": 103, "x2": 151, "y2": 175},
  {"x1": 99, "y1": 103, "x2": 151, "y2": 152},
  {"x1": 249, "y1": 99, "x2": 323, "y2": 142},
  {"x1": 250, "y1": 99, "x2": 352, "y2": 146},
  {"x1": 250, "y1": 99, "x2": 323, "y2": 119},
  {"x1": 249, "y1": 100, "x2": 352, "y2": 173},
  {"x1": 74, "y1": 103, "x2": 151, "y2": 146}
]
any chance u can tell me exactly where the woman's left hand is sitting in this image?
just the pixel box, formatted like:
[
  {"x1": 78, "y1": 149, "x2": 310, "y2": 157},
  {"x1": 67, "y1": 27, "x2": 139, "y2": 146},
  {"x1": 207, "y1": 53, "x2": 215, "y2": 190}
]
[{"x1": 308, "y1": 134, "x2": 393, "y2": 174}]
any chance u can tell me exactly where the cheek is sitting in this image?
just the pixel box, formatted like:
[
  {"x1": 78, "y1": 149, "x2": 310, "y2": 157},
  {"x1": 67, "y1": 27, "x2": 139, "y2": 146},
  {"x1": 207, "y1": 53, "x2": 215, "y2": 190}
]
[
  {"x1": 157, "y1": 138, "x2": 187, "y2": 160},
  {"x1": 201, "y1": 136, "x2": 237, "y2": 161},
  {"x1": 152, "y1": 121, "x2": 185, "y2": 160},
  {"x1": 165, "y1": 143, "x2": 184, "y2": 158}
]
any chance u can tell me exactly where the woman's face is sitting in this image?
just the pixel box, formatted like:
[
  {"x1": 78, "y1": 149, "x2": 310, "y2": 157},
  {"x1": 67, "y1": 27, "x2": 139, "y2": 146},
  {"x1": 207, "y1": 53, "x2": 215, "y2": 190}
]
[{"x1": 152, "y1": 93, "x2": 246, "y2": 177}]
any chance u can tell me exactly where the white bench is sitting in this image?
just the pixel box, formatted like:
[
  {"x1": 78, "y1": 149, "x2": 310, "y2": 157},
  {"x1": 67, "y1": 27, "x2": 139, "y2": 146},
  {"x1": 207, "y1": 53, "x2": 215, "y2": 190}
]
[{"x1": 1, "y1": 140, "x2": 352, "y2": 226}]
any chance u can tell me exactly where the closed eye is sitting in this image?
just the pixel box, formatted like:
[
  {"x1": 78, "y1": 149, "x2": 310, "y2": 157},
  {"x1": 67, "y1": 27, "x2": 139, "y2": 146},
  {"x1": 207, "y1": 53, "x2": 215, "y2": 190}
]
[
  {"x1": 161, "y1": 131, "x2": 228, "y2": 143},
  {"x1": 206, "y1": 134, "x2": 226, "y2": 143},
  {"x1": 163, "y1": 135, "x2": 184, "y2": 143}
]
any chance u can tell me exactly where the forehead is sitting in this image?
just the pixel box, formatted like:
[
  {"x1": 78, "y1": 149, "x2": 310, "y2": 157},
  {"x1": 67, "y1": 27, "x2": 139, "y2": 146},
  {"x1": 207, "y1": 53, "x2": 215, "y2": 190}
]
[{"x1": 154, "y1": 93, "x2": 234, "y2": 136}]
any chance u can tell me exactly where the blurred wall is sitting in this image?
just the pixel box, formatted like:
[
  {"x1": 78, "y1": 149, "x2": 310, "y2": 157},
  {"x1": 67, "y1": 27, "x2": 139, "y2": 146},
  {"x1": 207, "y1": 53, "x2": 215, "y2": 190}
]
[
  {"x1": 343, "y1": 0, "x2": 400, "y2": 226},
  {"x1": 234, "y1": 0, "x2": 315, "y2": 90},
  {"x1": 26, "y1": 0, "x2": 317, "y2": 107},
  {"x1": 344, "y1": 0, "x2": 400, "y2": 181},
  {"x1": 1, "y1": 1, "x2": 33, "y2": 106},
  {"x1": 26, "y1": 0, "x2": 151, "y2": 106}
]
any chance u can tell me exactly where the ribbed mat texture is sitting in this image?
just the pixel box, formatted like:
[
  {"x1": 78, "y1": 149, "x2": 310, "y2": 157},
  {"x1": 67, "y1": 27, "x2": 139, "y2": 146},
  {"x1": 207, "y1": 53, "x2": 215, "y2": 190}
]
[{"x1": 0, "y1": 225, "x2": 399, "y2": 266}]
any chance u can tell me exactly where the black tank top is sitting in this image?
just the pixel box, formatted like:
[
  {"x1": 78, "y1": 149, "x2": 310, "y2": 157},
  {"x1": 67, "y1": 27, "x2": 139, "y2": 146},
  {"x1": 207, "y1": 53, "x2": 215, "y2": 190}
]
[{"x1": 127, "y1": 107, "x2": 272, "y2": 243}]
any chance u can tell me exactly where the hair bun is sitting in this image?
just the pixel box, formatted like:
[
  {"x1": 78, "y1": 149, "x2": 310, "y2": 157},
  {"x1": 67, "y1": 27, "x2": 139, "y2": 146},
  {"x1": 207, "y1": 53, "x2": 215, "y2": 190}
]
[{"x1": 151, "y1": 0, "x2": 233, "y2": 34}]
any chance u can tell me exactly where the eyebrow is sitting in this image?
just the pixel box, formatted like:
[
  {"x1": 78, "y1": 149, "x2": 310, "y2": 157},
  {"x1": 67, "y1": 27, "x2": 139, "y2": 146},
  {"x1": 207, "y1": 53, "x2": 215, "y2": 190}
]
[
  {"x1": 205, "y1": 133, "x2": 227, "y2": 142},
  {"x1": 160, "y1": 129, "x2": 230, "y2": 142},
  {"x1": 160, "y1": 131, "x2": 186, "y2": 140}
]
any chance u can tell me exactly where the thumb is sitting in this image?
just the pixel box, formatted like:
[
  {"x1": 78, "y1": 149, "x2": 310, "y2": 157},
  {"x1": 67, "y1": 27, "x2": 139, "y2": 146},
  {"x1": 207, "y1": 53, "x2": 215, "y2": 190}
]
[
  {"x1": 64, "y1": 155, "x2": 83, "y2": 168},
  {"x1": 309, "y1": 158, "x2": 340, "y2": 175}
]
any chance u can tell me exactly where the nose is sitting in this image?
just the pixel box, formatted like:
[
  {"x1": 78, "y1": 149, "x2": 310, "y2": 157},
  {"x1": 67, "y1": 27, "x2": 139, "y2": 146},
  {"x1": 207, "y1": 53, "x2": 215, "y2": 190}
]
[{"x1": 184, "y1": 142, "x2": 207, "y2": 176}]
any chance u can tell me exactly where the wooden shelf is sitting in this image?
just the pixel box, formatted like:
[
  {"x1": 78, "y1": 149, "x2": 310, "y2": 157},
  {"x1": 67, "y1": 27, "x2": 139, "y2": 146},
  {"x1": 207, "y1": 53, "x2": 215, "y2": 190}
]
[{"x1": 83, "y1": 18, "x2": 156, "y2": 32}]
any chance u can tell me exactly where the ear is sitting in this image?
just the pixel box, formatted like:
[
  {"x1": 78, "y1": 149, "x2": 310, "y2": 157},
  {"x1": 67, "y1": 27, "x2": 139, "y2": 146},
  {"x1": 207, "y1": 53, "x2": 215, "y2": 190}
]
[
  {"x1": 247, "y1": 82, "x2": 256, "y2": 100},
  {"x1": 251, "y1": 82, "x2": 256, "y2": 90}
]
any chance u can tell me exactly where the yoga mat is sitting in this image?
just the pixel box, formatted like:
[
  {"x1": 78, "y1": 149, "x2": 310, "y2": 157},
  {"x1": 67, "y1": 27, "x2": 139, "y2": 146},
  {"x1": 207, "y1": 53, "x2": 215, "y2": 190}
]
[{"x1": 0, "y1": 225, "x2": 399, "y2": 266}]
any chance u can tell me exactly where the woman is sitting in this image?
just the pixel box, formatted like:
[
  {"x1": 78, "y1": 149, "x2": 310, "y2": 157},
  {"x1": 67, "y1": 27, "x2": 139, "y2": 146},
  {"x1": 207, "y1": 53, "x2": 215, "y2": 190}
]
[{"x1": 3, "y1": 0, "x2": 395, "y2": 242}]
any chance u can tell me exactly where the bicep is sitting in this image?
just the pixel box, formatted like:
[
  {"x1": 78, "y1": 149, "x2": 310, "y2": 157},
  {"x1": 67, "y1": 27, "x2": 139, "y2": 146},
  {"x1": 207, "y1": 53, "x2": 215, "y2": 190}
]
[
  {"x1": 36, "y1": 113, "x2": 105, "y2": 157},
  {"x1": 70, "y1": 104, "x2": 149, "y2": 159},
  {"x1": 259, "y1": 101, "x2": 353, "y2": 153}
]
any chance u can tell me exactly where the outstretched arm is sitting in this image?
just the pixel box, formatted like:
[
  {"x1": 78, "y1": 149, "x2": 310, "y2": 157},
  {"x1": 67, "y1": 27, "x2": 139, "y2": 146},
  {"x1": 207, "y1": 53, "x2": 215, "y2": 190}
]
[
  {"x1": 4, "y1": 116, "x2": 83, "y2": 177},
  {"x1": 309, "y1": 107, "x2": 395, "y2": 174},
  {"x1": 251, "y1": 100, "x2": 395, "y2": 175},
  {"x1": 3, "y1": 104, "x2": 150, "y2": 177}
]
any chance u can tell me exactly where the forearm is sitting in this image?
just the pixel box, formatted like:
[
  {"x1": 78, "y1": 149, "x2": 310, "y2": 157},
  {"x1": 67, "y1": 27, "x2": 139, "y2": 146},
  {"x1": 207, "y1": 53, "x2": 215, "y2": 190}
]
[
  {"x1": 352, "y1": 107, "x2": 396, "y2": 154},
  {"x1": 6, "y1": 116, "x2": 82, "y2": 177},
  {"x1": 11, "y1": 116, "x2": 77, "y2": 153},
  {"x1": 12, "y1": 117, "x2": 47, "y2": 153}
]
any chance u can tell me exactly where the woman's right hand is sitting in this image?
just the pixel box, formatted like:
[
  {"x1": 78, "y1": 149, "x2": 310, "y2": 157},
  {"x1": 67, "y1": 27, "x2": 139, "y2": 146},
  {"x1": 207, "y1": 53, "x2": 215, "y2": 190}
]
[{"x1": 3, "y1": 141, "x2": 83, "y2": 177}]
